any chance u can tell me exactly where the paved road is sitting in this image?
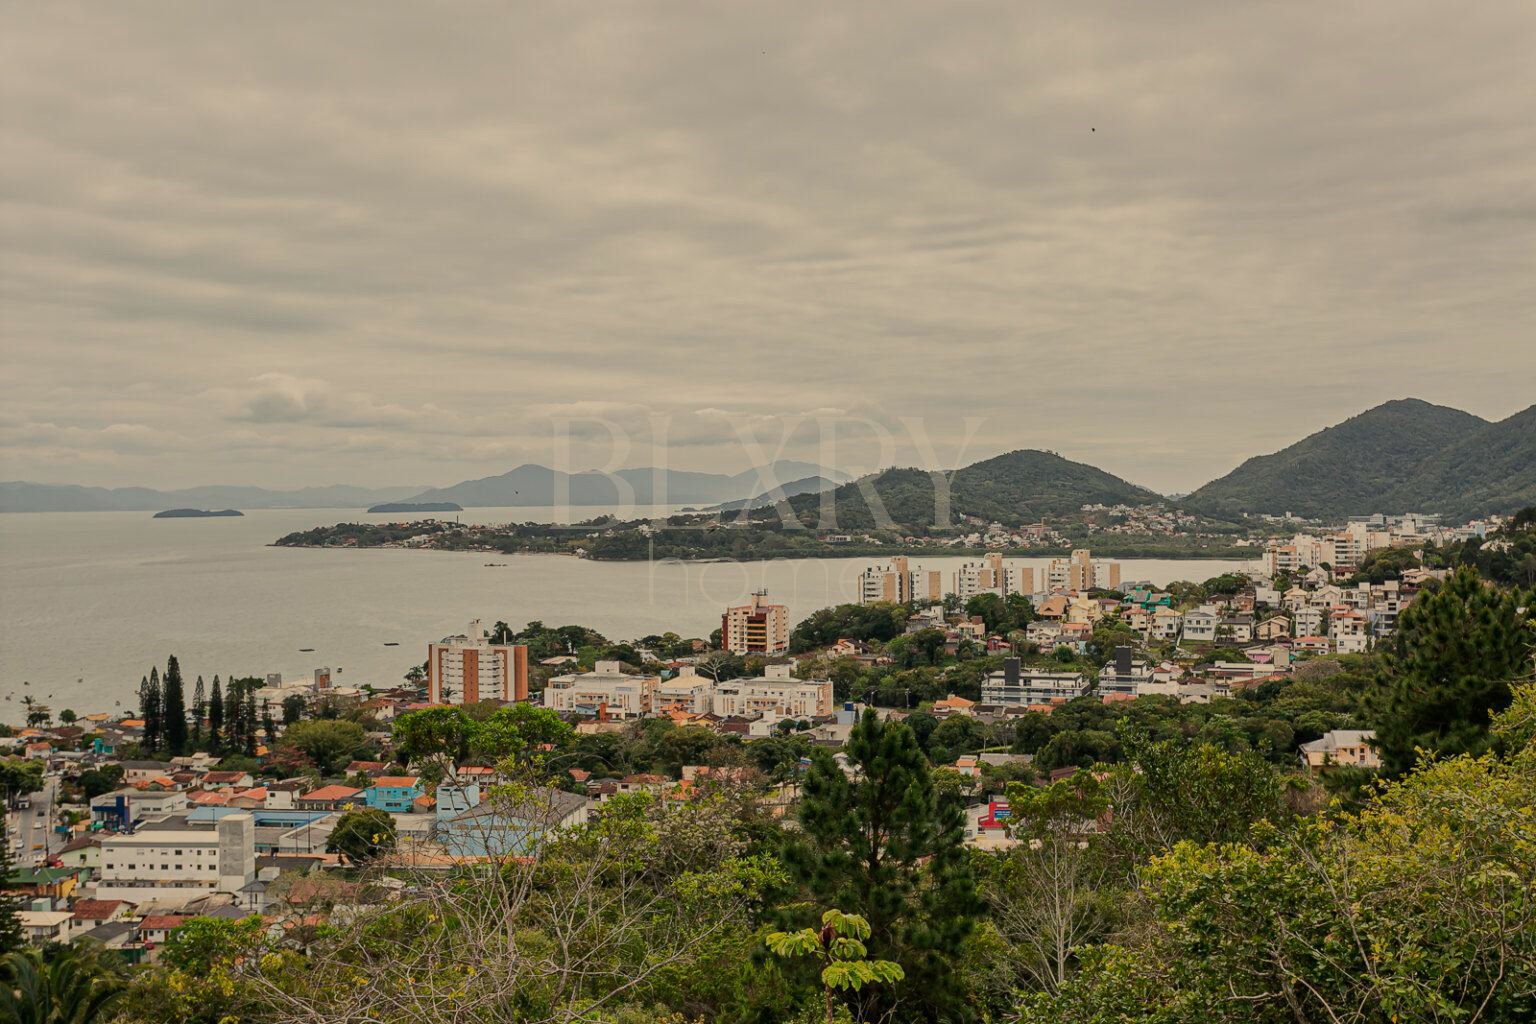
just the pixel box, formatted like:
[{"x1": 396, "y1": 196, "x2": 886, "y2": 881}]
[{"x1": 7, "y1": 774, "x2": 60, "y2": 866}]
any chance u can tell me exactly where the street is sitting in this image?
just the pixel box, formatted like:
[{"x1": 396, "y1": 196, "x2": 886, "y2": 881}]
[{"x1": 7, "y1": 773, "x2": 60, "y2": 866}]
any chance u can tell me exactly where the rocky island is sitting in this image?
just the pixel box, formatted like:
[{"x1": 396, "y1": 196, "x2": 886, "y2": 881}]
[{"x1": 152, "y1": 508, "x2": 244, "y2": 518}]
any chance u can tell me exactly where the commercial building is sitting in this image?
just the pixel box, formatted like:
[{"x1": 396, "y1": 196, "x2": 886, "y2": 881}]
[
  {"x1": 722, "y1": 591, "x2": 790, "y2": 656},
  {"x1": 92, "y1": 813, "x2": 256, "y2": 906},
  {"x1": 858, "y1": 556, "x2": 943, "y2": 605},
  {"x1": 427, "y1": 619, "x2": 529, "y2": 704}
]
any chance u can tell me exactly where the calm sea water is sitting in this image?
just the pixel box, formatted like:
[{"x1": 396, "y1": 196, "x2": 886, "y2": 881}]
[{"x1": 0, "y1": 508, "x2": 1257, "y2": 714}]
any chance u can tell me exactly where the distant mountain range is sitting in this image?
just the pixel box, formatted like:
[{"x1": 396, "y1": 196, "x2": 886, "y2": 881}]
[
  {"x1": 8, "y1": 400, "x2": 1531, "y2": 520},
  {"x1": 764, "y1": 450, "x2": 1161, "y2": 531},
  {"x1": 1185, "y1": 398, "x2": 1536, "y2": 520},
  {"x1": 0, "y1": 482, "x2": 424, "y2": 513},
  {"x1": 403, "y1": 460, "x2": 849, "y2": 508}
]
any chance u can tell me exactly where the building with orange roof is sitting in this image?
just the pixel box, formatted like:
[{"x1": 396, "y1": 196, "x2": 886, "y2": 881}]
[{"x1": 294, "y1": 785, "x2": 362, "y2": 812}]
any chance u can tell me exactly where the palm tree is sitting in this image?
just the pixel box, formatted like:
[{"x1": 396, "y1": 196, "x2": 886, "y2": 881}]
[{"x1": 0, "y1": 943, "x2": 125, "y2": 1024}]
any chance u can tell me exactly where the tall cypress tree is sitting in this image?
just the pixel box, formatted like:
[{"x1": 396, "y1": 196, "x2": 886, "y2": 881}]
[
  {"x1": 163, "y1": 655, "x2": 188, "y2": 756},
  {"x1": 190, "y1": 675, "x2": 206, "y2": 750},
  {"x1": 1373, "y1": 567, "x2": 1533, "y2": 775},
  {"x1": 208, "y1": 676, "x2": 225, "y2": 753},
  {"x1": 141, "y1": 667, "x2": 163, "y2": 753},
  {"x1": 244, "y1": 687, "x2": 259, "y2": 756},
  {"x1": 787, "y1": 710, "x2": 981, "y2": 1022},
  {"x1": 0, "y1": 839, "x2": 23, "y2": 954},
  {"x1": 227, "y1": 681, "x2": 245, "y2": 752}
]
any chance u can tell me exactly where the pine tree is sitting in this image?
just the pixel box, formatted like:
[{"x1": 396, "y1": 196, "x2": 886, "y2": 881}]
[
  {"x1": 0, "y1": 839, "x2": 23, "y2": 954},
  {"x1": 787, "y1": 709, "x2": 981, "y2": 1022},
  {"x1": 208, "y1": 676, "x2": 225, "y2": 753},
  {"x1": 1374, "y1": 567, "x2": 1533, "y2": 775},
  {"x1": 244, "y1": 686, "x2": 259, "y2": 756},
  {"x1": 141, "y1": 667, "x2": 163, "y2": 753},
  {"x1": 163, "y1": 655, "x2": 188, "y2": 756},
  {"x1": 227, "y1": 679, "x2": 245, "y2": 749},
  {"x1": 190, "y1": 675, "x2": 206, "y2": 750},
  {"x1": 261, "y1": 703, "x2": 276, "y2": 746}
]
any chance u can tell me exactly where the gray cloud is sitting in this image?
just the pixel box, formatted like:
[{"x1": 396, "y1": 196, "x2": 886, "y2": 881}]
[{"x1": 2, "y1": 1, "x2": 1533, "y2": 492}]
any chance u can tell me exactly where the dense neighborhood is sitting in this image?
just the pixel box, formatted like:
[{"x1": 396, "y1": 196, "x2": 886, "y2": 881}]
[{"x1": 2, "y1": 506, "x2": 1534, "y2": 1022}]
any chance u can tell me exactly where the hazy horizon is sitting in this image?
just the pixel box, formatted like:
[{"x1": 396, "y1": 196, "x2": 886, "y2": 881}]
[{"x1": 4, "y1": 3, "x2": 1534, "y2": 493}]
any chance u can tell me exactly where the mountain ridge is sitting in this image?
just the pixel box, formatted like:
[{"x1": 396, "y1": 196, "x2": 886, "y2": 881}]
[
  {"x1": 1182, "y1": 398, "x2": 1491, "y2": 519},
  {"x1": 766, "y1": 449, "x2": 1161, "y2": 531},
  {"x1": 405, "y1": 460, "x2": 849, "y2": 508}
]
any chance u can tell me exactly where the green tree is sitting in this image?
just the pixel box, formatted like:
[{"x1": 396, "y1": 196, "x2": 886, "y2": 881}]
[
  {"x1": 76, "y1": 764, "x2": 123, "y2": 801},
  {"x1": 277, "y1": 719, "x2": 365, "y2": 776},
  {"x1": 327, "y1": 807, "x2": 397, "y2": 864},
  {"x1": 767, "y1": 908, "x2": 905, "y2": 1024},
  {"x1": 139, "y1": 668, "x2": 162, "y2": 753},
  {"x1": 788, "y1": 710, "x2": 981, "y2": 1022},
  {"x1": 0, "y1": 943, "x2": 126, "y2": 1023},
  {"x1": 162, "y1": 655, "x2": 188, "y2": 756},
  {"x1": 280, "y1": 694, "x2": 307, "y2": 725},
  {"x1": 392, "y1": 706, "x2": 474, "y2": 768},
  {"x1": 1021, "y1": 747, "x2": 1536, "y2": 1024},
  {"x1": 189, "y1": 675, "x2": 205, "y2": 751},
  {"x1": 207, "y1": 675, "x2": 224, "y2": 753},
  {"x1": 1373, "y1": 566, "x2": 1533, "y2": 775},
  {"x1": 0, "y1": 840, "x2": 22, "y2": 954},
  {"x1": 468, "y1": 704, "x2": 574, "y2": 764},
  {"x1": 159, "y1": 915, "x2": 265, "y2": 974}
]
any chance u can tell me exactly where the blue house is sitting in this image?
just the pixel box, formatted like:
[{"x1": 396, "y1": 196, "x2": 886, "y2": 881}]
[{"x1": 362, "y1": 776, "x2": 424, "y2": 813}]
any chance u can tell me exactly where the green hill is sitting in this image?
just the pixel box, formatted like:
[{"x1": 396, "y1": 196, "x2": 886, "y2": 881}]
[
  {"x1": 767, "y1": 450, "x2": 1160, "y2": 532},
  {"x1": 1183, "y1": 399, "x2": 1488, "y2": 519},
  {"x1": 1382, "y1": 405, "x2": 1536, "y2": 519}
]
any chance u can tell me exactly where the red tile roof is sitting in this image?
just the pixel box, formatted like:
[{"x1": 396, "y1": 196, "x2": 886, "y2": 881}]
[
  {"x1": 370, "y1": 776, "x2": 420, "y2": 788},
  {"x1": 70, "y1": 899, "x2": 125, "y2": 921}
]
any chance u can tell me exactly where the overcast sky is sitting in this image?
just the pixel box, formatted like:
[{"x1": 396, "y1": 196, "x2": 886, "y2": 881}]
[{"x1": 2, "y1": 2, "x2": 1533, "y2": 494}]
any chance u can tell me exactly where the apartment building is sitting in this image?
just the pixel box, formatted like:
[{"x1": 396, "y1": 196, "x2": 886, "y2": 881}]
[
  {"x1": 1045, "y1": 549, "x2": 1121, "y2": 591},
  {"x1": 654, "y1": 668, "x2": 714, "y2": 714},
  {"x1": 980, "y1": 658, "x2": 1089, "y2": 704},
  {"x1": 710, "y1": 665, "x2": 834, "y2": 719},
  {"x1": 543, "y1": 661, "x2": 660, "y2": 718},
  {"x1": 951, "y1": 553, "x2": 1033, "y2": 601},
  {"x1": 858, "y1": 556, "x2": 943, "y2": 605},
  {"x1": 722, "y1": 591, "x2": 790, "y2": 655},
  {"x1": 427, "y1": 619, "x2": 529, "y2": 705}
]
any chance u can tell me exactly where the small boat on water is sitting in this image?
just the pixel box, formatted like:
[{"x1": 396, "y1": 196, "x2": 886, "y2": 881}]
[
  {"x1": 484, "y1": 562, "x2": 507, "y2": 567},
  {"x1": 383, "y1": 642, "x2": 400, "y2": 647},
  {"x1": 299, "y1": 647, "x2": 315, "y2": 652}
]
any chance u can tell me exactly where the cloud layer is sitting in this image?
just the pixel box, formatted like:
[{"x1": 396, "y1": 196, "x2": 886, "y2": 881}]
[{"x1": 3, "y1": 2, "x2": 1533, "y2": 491}]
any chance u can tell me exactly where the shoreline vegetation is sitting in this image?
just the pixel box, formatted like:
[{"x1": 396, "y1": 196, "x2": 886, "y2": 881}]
[{"x1": 272, "y1": 517, "x2": 1261, "y2": 562}]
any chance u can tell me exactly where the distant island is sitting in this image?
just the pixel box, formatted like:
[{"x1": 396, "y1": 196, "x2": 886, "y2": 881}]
[
  {"x1": 367, "y1": 501, "x2": 463, "y2": 513},
  {"x1": 153, "y1": 508, "x2": 243, "y2": 518}
]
